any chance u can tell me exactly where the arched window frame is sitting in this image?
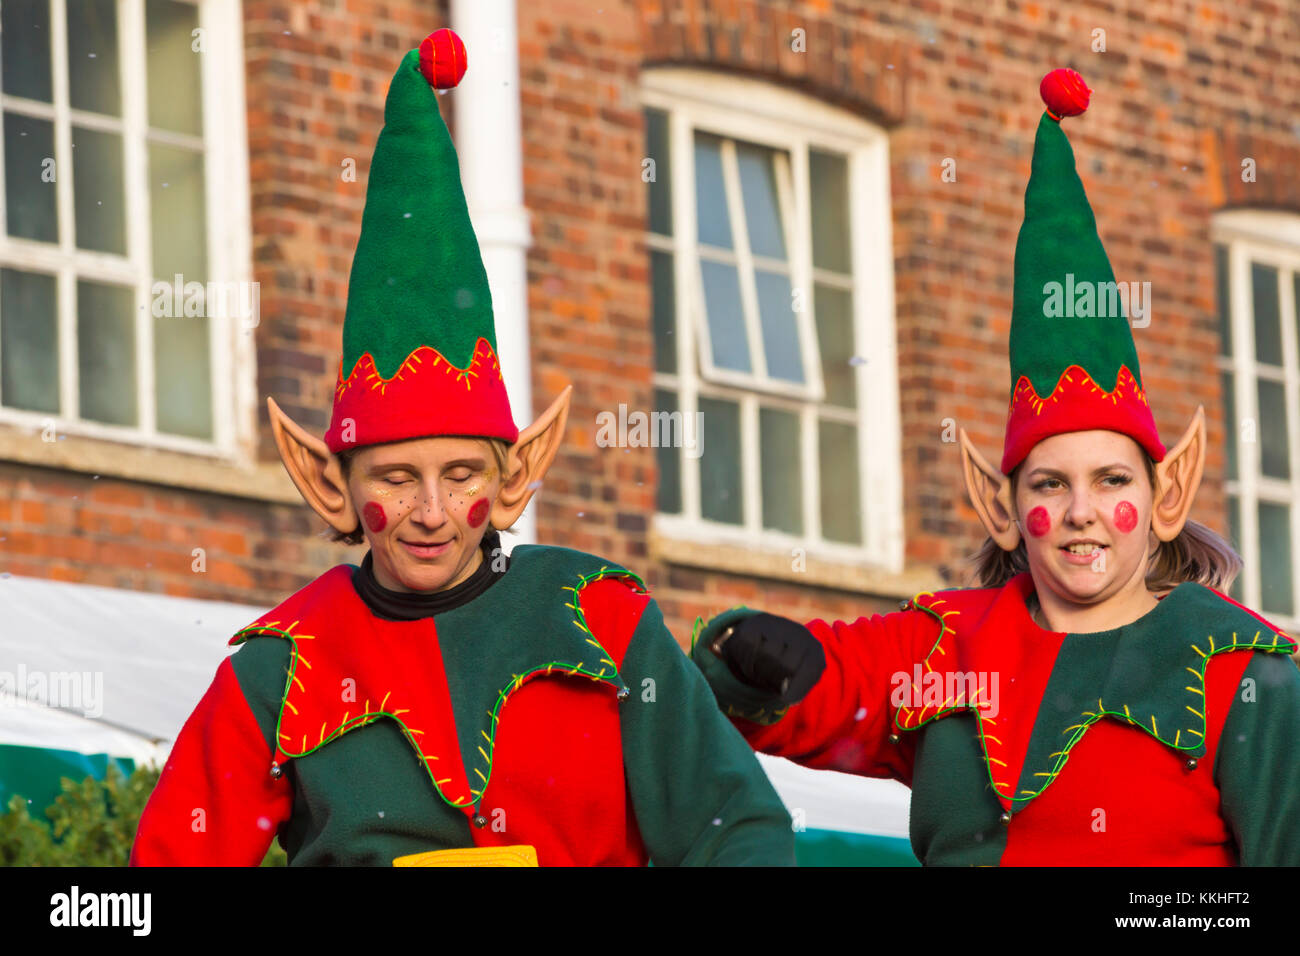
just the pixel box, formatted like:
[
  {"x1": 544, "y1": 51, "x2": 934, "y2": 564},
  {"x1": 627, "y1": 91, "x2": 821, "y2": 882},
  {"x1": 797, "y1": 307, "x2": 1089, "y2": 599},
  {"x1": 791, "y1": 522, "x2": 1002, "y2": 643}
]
[{"x1": 642, "y1": 68, "x2": 903, "y2": 572}]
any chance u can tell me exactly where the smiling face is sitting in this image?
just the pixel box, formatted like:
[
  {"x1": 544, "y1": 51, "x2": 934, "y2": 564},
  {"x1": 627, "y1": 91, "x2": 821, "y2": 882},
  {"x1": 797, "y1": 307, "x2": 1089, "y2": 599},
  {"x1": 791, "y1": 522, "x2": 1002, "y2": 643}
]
[
  {"x1": 1014, "y1": 429, "x2": 1157, "y2": 608},
  {"x1": 346, "y1": 436, "x2": 503, "y2": 593}
]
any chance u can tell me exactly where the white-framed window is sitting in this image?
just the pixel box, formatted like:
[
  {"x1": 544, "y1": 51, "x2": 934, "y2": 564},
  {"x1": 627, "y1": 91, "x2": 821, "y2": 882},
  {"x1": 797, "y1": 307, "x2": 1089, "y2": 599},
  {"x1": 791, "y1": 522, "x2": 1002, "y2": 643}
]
[
  {"x1": 1213, "y1": 210, "x2": 1300, "y2": 630},
  {"x1": 642, "y1": 69, "x2": 903, "y2": 571},
  {"x1": 0, "y1": 0, "x2": 252, "y2": 458}
]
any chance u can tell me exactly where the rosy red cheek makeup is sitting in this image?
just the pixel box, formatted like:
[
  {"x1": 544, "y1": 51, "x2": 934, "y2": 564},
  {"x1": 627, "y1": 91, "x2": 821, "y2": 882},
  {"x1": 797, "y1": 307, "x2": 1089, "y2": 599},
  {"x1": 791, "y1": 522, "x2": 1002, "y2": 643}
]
[
  {"x1": 1113, "y1": 500, "x2": 1137, "y2": 533},
  {"x1": 1026, "y1": 506, "x2": 1051, "y2": 538},
  {"x1": 467, "y1": 498, "x2": 489, "y2": 528},
  {"x1": 363, "y1": 501, "x2": 387, "y2": 532}
]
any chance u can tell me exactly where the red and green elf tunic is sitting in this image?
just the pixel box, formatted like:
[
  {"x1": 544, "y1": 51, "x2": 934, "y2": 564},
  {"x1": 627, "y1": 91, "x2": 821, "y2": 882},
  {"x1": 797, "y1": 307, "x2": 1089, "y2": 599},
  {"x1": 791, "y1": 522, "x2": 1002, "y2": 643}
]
[
  {"x1": 691, "y1": 574, "x2": 1299, "y2": 864},
  {"x1": 130, "y1": 544, "x2": 795, "y2": 865}
]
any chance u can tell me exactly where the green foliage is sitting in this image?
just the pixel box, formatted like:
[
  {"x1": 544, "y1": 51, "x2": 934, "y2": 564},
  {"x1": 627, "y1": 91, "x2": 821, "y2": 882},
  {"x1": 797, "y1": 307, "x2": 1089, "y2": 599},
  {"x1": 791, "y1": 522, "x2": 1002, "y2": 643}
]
[{"x1": 0, "y1": 764, "x2": 287, "y2": 866}]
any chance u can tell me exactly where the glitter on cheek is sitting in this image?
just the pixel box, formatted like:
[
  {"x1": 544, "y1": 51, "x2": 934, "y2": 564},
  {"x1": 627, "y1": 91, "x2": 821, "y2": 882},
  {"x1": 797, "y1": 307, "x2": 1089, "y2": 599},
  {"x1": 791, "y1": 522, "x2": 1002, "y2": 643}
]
[
  {"x1": 1114, "y1": 500, "x2": 1138, "y2": 533},
  {"x1": 362, "y1": 501, "x2": 387, "y2": 533},
  {"x1": 1025, "y1": 506, "x2": 1051, "y2": 538},
  {"x1": 467, "y1": 498, "x2": 490, "y2": 528}
]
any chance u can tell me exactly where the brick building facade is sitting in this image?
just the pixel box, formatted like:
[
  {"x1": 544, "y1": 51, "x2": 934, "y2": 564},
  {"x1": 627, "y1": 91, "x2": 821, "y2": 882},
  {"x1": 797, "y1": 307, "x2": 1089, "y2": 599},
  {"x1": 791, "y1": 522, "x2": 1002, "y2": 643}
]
[{"x1": 3, "y1": 0, "x2": 1299, "y2": 650}]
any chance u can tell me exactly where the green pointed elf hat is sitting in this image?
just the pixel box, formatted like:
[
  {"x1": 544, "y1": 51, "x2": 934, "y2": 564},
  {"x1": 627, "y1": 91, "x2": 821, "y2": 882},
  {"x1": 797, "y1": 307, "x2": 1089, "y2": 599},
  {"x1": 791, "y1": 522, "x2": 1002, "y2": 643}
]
[
  {"x1": 324, "y1": 29, "x2": 518, "y2": 453},
  {"x1": 1001, "y1": 68, "x2": 1165, "y2": 474}
]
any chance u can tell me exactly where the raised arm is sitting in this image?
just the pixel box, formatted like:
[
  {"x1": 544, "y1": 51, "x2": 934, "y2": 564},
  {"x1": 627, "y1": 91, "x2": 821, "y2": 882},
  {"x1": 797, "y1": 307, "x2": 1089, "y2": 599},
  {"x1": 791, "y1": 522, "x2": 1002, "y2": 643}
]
[{"x1": 690, "y1": 604, "x2": 938, "y2": 785}]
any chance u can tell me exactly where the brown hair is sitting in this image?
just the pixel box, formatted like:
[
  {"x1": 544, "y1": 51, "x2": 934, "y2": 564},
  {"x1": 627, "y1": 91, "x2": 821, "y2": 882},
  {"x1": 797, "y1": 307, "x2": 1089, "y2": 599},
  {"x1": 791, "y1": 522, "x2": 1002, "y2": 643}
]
[
  {"x1": 325, "y1": 438, "x2": 515, "y2": 546},
  {"x1": 964, "y1": 454, "x2": 1242, "y2": 594}
]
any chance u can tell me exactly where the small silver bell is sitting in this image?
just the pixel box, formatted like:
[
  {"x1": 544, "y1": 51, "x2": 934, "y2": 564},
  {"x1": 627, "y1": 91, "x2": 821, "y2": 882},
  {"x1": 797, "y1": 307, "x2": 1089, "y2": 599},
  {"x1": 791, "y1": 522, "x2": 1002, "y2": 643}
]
[{"x1": 269, "y1": 762, "x2": 283, "y2": 779}]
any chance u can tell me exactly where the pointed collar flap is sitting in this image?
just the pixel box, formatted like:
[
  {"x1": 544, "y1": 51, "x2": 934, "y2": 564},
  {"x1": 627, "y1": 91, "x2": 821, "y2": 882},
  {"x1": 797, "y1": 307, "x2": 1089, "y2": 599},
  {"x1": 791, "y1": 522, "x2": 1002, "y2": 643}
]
[{"x1": 902, "y1": 573, "x2": 1296, "y2": 813}]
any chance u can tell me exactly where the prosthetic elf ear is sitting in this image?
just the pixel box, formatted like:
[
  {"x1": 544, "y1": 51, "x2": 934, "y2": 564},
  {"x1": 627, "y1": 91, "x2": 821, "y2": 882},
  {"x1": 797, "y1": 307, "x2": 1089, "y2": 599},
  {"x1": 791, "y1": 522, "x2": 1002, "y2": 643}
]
[
  {"x1": 491, "y1": 385, "x2": 573, "y2": 529},
  {"x1": 267, "y1": 396, "x2": 359, "y2": 536},
  {"x1": 960, "y1": 426, "x2": 1021, "y2": 551},
  {"x1": 1150, "y1": 405, "x2": 1206, "y2": 543}
]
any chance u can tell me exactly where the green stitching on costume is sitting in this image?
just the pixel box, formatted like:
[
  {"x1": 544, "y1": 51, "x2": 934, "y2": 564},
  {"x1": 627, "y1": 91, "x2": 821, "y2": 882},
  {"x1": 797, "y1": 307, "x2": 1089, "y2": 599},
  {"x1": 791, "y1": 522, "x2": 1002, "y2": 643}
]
[
  {"x1": 886, "y1": 601, "x2": 1299, "y2": 809},
  {"x1": 232, "y1": 620, "x2": 479, "y2": 809},
  {"x1": 1016, "y1": 628, "x2": 1294, "y2": 806},
  {"x1": 891, "y1": 594, "x2": 970, "y2": 733},
  {"x1": 232, "y1": 565, "x2": 647, "y2": 815},
  {"x1": 689, "y1": 616, "x2": 705, "y2": 654},
  {"x1": 466, "y1": 566, "x2": 643, "y2": 811}
]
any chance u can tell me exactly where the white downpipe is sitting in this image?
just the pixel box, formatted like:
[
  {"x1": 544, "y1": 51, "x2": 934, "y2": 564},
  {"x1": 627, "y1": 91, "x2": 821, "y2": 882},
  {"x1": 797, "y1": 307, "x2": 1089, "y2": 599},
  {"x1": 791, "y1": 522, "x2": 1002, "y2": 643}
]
[{"x1": 450, "y1": 2, "x2": 536, "y2": 550}]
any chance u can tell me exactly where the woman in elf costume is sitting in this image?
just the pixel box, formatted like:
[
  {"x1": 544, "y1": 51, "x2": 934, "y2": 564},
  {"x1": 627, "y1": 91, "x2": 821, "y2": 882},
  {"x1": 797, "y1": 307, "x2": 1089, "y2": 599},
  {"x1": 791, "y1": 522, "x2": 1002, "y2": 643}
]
[
  {"x1": 129, "y1": 30, "x2": 794, "y2": 867},
  {"x1": 690, "y1": 70, "x2": 1300, "y2": 865}
]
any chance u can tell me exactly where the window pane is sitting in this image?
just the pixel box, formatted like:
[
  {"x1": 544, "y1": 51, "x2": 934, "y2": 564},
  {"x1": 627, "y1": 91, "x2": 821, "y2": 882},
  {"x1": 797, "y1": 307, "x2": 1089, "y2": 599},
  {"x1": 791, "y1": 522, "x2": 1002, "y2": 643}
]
[
  {"x1": 77, "y1": 280, "x2": 136, "y2": 425},
  {"x1": 1221, "y1": 371, "x2": 1236, "y2": 481},
  {"x1": 147, "y1": 0, "x2": 203, "y2": 136},
  {"x1": 754, "y1": 269, "x2": 803, "y2": 382},
  {"x1": 644, "y1": 107, "x2": 671, "y2": 236},
  {"x1": 72, "y1": 125, "x2": 126, "y2": 253},
  {"x1": 1294, "y1": 273, "x2": 1300, "y2": 363},
  {"x1": 699, "y1": 395, "x2": 741, "y2": 524},
  {"x1": 1227, "y1": 495, "x2": 1242, "y2": 601},
  {"x1": 736, "y1": 141, "x2": 785, "y2": 260},
  {"x1": 4, "y1": 112, "x2": 57, "y2": 242},
  {"x1": 700, "y1": 259, "x2": 749, "y2": 372},
  {"x1": 149, "y1": 143, "x2": 207, "y2": 282},
  {"x1": 819, "y1": 418, "x2": 861, "y2": 544},
  {"x1": 651, "y1": 249, "x2": 676, "y2": 374},
  {"x1": 1257, "y1": 379, "x2": 1289, "y2": 480},
  {"x1": 694, "y1": 132, "x2": 732, "y2": 249},
  {"x1": 1251, "y1": 262, "x2": 1281, "y2": 364},
  {"x1": 67, "y1": 0, "x2": 121, "y2": 115},
  {"x1": 1, "y1": 268, "x2": 58, "y2": 412},
  {"x1": 760, "y1": 406, "x2": 801, "y2": 535},
  {"x1": 811, "y1": 150, "x2": 850, "y2": 273},
  {"x1": 815, "y1": 283, "x2": 856, "y2": 408},
  {"x1": 154, "y1": 309, "x2": 212, "y2": 438},
  {"x1": 654, "y1": 387, "x2": 681, "y2": 514},
  {"x1": 1258, "y1": 501, "x2": 1293, "y2": 617},
  {"x1": 1214, "y1": 244, "x2": 1230, "y2": 358},
  {"x1": 2, "y1": 0, "x2": 53, "y2": 102}
]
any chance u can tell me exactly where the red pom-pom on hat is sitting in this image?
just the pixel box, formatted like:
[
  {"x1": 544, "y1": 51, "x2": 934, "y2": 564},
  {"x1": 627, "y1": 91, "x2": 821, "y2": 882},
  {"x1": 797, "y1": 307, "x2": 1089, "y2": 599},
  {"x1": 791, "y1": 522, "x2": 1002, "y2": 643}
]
[
  {"x1": 419, "y1": 28, "x2": 467, "y2": 89},
  {"x1": 1040, "y1": 68, "x2": 1090, "y2": 121}
]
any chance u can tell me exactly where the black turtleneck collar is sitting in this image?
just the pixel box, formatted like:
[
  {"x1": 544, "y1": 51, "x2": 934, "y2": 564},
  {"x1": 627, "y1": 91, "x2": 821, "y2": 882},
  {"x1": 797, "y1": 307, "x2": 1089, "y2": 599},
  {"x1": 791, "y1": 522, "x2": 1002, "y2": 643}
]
[{"x1": 351, "y1": 529, "x2": 510, "y2": 621}]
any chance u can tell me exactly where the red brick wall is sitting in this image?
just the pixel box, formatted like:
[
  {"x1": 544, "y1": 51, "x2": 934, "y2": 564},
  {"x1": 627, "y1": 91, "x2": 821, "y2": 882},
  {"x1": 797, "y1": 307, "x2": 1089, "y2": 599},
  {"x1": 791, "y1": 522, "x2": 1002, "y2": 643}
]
[
  {"x1": 2, "y1": 1, "x2": 1295, "y2": 643},
  {"x1": 520, "y1": 0, "x2": 1300, "y2": 642}
]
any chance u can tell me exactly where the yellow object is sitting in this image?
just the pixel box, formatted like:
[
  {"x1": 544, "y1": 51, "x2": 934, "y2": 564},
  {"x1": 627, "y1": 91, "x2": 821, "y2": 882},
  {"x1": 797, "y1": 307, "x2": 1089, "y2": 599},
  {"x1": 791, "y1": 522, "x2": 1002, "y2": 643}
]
[{"x1": 393, "y1": 845, "x2": 538, "y2": 867}]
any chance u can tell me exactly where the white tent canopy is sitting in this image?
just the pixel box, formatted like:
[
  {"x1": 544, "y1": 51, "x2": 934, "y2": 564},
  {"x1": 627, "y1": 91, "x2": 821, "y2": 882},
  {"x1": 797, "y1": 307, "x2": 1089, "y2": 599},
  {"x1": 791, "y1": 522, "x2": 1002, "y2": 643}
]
[{"x1": 0, "y1": 572, "x2": 909, "y2": 839}]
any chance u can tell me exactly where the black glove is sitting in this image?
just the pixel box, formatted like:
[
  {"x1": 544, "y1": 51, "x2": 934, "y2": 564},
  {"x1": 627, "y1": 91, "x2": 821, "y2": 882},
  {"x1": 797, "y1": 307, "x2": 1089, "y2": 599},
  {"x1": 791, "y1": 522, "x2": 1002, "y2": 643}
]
[{"x1": 712, "y1": 612, "x2": 826, "y2": 704}]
